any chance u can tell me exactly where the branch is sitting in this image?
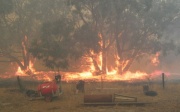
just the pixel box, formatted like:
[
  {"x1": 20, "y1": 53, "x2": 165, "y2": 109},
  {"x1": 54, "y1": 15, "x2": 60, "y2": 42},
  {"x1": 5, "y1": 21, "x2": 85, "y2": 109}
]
[{"x1": 1, "y1": 50, "x2": 25, "y2": 70}]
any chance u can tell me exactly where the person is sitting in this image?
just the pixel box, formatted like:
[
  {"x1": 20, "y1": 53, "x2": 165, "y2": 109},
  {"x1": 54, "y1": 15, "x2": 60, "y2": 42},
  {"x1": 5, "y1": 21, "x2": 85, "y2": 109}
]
[
  {"x1": 54, "y1": 74, "x2": 62, "y2": 94},
  {"x1": 76, "y1": 80, "x2": 85, "y2": 94},
  {"x1": 55, "y1": 74, "x2": 61, "y2": 83}
]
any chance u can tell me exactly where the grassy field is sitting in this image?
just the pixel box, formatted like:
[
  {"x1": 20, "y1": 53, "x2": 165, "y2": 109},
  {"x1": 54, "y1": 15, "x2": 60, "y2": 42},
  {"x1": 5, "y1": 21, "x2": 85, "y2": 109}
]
[{"x1": 0, "y1": 78, "x2": 180, "y2": 112}]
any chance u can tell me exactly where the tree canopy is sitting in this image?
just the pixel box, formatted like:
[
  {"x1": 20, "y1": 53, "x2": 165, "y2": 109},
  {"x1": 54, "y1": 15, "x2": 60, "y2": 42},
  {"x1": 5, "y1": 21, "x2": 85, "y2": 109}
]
[{"x1": 0, "y1": 0, "x2": 180, "y2": 74}]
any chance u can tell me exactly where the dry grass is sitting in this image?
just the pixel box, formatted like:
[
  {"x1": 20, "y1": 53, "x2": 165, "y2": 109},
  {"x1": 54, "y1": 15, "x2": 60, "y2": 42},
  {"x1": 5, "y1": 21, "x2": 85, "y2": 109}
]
[{"x1": 0, "y1": 79, "x2": 180, "y2": 112}]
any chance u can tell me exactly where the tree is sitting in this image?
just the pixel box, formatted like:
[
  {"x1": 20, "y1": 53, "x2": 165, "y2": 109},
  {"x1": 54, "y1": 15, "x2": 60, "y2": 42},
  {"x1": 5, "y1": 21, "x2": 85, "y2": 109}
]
[
  {"x1": 30, "y1": 17, "x2": 77, "y2": 70},
  {"x1": 68, "y1": 0, "x2": 180, "y2": 74},
  {"x1": 28, "y1": 0, "x2": 180, "y2": 75},
  {"x1": 0, "y1": 0, "x2": 25, "y2": 68},
  {"x1": 0, "y1": 0, "x2": 39, "y2": 72},
  {"x1": 113, "y1": 0, "x2": 180, "y2": 74},
  {"x1": 0, "y1": 0, "x2": 68, "y2": 73},
  {"x1": 68, "y1": 0, "x2": 118, "y2": 74},
  {"x1": 29, "y1": 1, "x2": 103, "y2": 71},
  {"x1": 0, "y1": 0, "x2": 13, "y2": 48}
]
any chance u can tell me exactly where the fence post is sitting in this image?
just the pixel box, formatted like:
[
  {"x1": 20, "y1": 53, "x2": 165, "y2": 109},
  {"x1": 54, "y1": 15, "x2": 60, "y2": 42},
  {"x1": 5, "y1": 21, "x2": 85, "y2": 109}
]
[{"x1": 162, "y1": 73, "x2": 165, "y2": 89}]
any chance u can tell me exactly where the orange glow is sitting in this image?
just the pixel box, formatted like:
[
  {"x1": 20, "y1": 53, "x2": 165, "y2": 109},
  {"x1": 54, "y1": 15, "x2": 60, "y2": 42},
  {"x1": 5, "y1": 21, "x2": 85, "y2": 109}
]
[
  {"x1": 98, "y1": 33, "x2": 103, "y2": 47},
  {"x1": 97, "y1": 52, "x2": 102, "y2": 68},
  {"x1": 0, "y1": 47, "x2": 165, "y2": 82},
  {"x1": 61, "y1": 70, "x2": 165, "y2": 82},
  {"x1": 15, "y1": 60, "x2": 52, "y2": 81},
  {"x1": 0, "y1": 54, "x2": 165, "y2": 82},
  {"x1": 151, "y1": 52, "x2": 160, "y2": 66},
  {"x1": 16, "y1": 61, "x2": 35, "y2": 76},
  {"x1": 11, "y1": 56, "x2": 153, "y2": 82}
]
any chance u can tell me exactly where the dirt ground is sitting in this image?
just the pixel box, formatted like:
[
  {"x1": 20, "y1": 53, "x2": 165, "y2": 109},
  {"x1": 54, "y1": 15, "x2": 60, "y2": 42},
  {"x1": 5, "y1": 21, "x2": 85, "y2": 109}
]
[{"x1": 0, "y1": 78, "x2": 180, "y2": 112}]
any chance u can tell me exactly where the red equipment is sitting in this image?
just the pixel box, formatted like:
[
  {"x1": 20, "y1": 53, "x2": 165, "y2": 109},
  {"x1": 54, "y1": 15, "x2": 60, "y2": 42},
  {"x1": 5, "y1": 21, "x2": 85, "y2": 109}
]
[
  {"x1": 37, "y1": 75, "x2": 62, "y2": 101},
  {"x1": 37, "y1": 81, "x2": 58, "y2": 96},
  {"x1": 25, "y1": 75, "x2": 62, "y2": 102}
]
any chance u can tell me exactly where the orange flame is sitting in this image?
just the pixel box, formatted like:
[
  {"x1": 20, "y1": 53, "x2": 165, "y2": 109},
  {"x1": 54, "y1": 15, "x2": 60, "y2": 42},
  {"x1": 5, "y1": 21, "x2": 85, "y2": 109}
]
[
  {"x1": 151, "y1": 52, "x2": 160, "y2": 66},
  {"x1": 13, "y1": 50, "x2": 163, "y2": 82},
  {"x1": 98, "y1": 33, "x2": 103, "y2": 47},
  {"x1": 0, "y1": 48, "x2": 165, "y2": 82},
  {"x1": 15, "y1": 60, "x2": 52, "y2": 81}
]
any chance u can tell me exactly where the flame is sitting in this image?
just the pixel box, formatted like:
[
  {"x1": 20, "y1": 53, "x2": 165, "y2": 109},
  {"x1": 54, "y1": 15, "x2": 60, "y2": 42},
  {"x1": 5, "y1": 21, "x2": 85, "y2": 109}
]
[
  {"x1": 0, "y1": 52, "x2": 164, "y2": 82},
  {"x1": 16, "y1": 61, "x2": 35, "y2": 76},
  {"x1": 15, "y1": 60, "x2": 52, "y2": 81},
  {"x1": 151, "y1": 52, "x2": 160, "y2": 66},
  {"x1": 61, "y1": 51, "x2": 165, "y2": 81},
  {"x1": 0, "y1": 60, "x2": 167, "y2": 82},
  {"x1": 0, "y1": 34, "x2": 168, "y2": 82},
  {"x1": 0, "y1": 45, "x2": 166, "y2": 82},
  {"x1": 62, "y1": 70, "x2": 165, "y2": 82},
  {"x1": 98, "y1": 33, "x2": 103, "y2": 47}
]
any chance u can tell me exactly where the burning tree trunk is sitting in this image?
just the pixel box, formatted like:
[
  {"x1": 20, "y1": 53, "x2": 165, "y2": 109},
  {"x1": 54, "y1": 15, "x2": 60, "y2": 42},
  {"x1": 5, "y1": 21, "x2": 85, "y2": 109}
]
[
  {"x1": 1, "y1": 35, "x2": 32, "y2": 74},
  {"x1": 123, "y1": 50, "x2": 139, "y2": 73},
  {"x1": 91, "y1": 32, "x2": 108, "y2": 75},
  {"x1": 91, "y1": 56, "x2": 101, "y2": 75},
  {"x1": 101, "y1": 32, "x2": 107, "y2": 74},
  {"x1": 115, "y1": 32, "x2": 123, "y2": 75},
  {"x1": 123, "y1": 60, "x2": 133, "y2": 73},
  {"x1": 22, "y1": 35, "x2": 29, "y2": 70},
  {"x1": 101, "y1": 49, "x2": 107, "y2": 74}
]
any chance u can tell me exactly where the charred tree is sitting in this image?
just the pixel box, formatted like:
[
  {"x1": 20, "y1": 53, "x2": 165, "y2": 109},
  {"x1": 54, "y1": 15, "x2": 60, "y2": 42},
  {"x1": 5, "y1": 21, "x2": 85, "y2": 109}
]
[
  {"x1": 22, "y1": 35, "x2": 30, "y2": 70},
  {"x1": 91, "y1": 55, "x2": 101, "y2": 75},
  {"x1": 101, "y1": 49, "x2": 107, "y2": 74},
  {"x1": 0, "y1": 36, "x2": 31, "y2": 74}
]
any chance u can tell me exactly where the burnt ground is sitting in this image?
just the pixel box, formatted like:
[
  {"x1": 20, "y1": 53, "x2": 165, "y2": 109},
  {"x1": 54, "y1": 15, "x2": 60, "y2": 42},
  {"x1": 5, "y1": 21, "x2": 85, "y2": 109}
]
[{"x1": 0, "y1": 78, "x2": 180, "y2": 112}]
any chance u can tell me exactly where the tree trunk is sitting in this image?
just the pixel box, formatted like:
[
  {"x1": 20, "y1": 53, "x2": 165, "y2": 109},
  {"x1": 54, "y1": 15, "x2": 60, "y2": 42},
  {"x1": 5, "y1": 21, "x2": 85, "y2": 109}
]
[
  {"x1": 91, "y1": 56, "x2": 101, "y2": 75},
  {"x1": 22, "y1": 35, "x2": 29, "y2": 70},
  {"x1": 101, "y1": 50, "x2": 106, "y2": 74},
  {"x1": 101, "y1": 33, "x2": 107, "y2": 74},
  {"x1": 3, "y1": 52, "x2": 25, "y2": 70},
  {"x1": 117, "y1": 61, "x2": 123, "y2": 75},
  {"x1": 115, "y1": 31, "x2": 123, "y2": 75},
  {"x1": 123, "y1": 58, "x2": 134, "y2": 73},
  {"x1": 2, "y1": 36, "x2": 30, "y2": 73}
]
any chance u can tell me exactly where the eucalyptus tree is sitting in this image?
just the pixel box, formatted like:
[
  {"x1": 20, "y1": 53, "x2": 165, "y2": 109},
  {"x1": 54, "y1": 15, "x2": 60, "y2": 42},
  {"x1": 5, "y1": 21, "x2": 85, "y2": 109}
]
[
  {"x1": 114, "y1": 0, "x2": 179, "y2": 74},
  {"x1": 0, "y1": 0, "x2": 41, "y2": 71},
  {"x1": 68, "y1": 0, "x2": 118, "y2": 74},
  {"x1": 29, "y1": 0, "x2": 180, "y2": 75},
  {"x1": 0, "y1": 0, "x2": 13, "y2": 49},
  {"x1": 30, "y1": 17, "x2": 77, "y2": 70},
  {"x1": 11, "y1": 0, "x2": 67, "y2": 71},
  {"x1": 0, "y1": 0, "x2": 21, "y2": 66},
  {"x1": 67, "y1": 0, "x2": 180, "y2": 74},
  {"x1": 29, "y1": 0, "x2": 76, "y2": 71},
  {"x1": 67, "y1": 0, "x2": 150, "y2": 74},
  {"x1": 0, "y1": 0, "x2": 68, "y2": 73}
]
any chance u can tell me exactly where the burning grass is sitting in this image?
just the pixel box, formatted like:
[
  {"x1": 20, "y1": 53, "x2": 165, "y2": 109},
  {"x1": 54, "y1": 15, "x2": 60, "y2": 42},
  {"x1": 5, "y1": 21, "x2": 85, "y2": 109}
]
[{"x1": 0, "y1": 78, "x2": 180, "y2": 112}]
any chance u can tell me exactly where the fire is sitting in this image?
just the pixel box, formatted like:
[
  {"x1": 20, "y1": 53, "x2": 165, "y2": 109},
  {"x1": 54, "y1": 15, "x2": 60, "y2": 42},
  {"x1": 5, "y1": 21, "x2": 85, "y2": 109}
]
[
  {"x1": 151, "y1": 52, "x2": 160, "y2": 66},
  {"x1": 106, "y1": 71, "x2": 148, "y2": 81},
  {"x1": 0, "y1": 61, "x2": 165, "y2": 82},
  {"x1": 16, "y1": 61, "x2": 35, "y2": 76},
  {"x1": 98, "y1": 33, "x2": 103, "y2": 47},
  {"x1": 61, "y1": 52, "x2": 163, "y2": 82},
  {"x1": 15, "y1": 61, "x2": 52, "y2": 81},
  {"x1": 0, "y1": 34, "x2": 168, "y2": 83},
  {"x1": 0, "y1": 50, "x2": 165, "y2": 82},
  {"x1": 62, "y1": 70, "x2": 164, "y2": 82}
]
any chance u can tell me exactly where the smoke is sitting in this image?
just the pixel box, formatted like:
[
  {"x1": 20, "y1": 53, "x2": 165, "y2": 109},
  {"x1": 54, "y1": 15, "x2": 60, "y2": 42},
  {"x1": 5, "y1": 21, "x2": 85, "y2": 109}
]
[
  {"x1": 129, "y1": 17, "x2": 180, "y2": 75},
  {"x1": 159, "y1": 17, "x2": 180, "y2": 73}
]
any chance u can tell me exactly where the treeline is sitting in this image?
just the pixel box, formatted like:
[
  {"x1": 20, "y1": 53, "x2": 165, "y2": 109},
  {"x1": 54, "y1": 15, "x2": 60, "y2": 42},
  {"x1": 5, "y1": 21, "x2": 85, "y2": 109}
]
[{"x1": 0, "y1": 0, "x2": 180, "y2": 74}]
